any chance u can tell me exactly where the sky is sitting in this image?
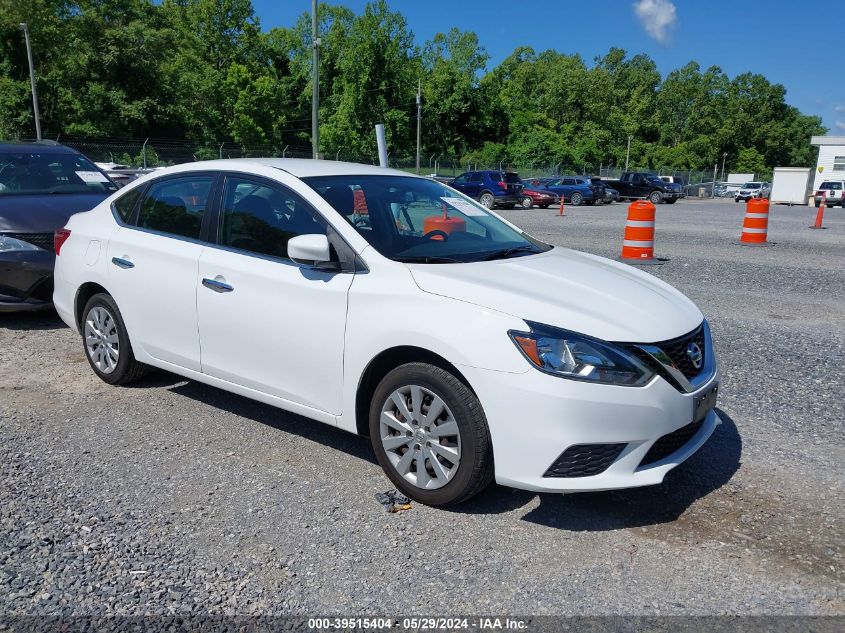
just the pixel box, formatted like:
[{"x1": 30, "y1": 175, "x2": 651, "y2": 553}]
[{"x1": 252, "y1": 0, "x2": 844, "y2": 134}]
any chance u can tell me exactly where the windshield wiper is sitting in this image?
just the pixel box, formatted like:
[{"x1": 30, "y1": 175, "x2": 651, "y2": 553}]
[
  {"x1": 395, "y1": 255, "x2": 463, "y2": 264},
  {"x1": 479, "y1": 245, "x2": 539, "y2": 261}
]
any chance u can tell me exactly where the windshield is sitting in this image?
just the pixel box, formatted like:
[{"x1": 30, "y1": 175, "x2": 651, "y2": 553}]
[
  {"x1": 303, "y1": 175, "x2": 550, "y2": 263},
  {"x1": 743, "y1": 183, "x2": 761, "y2": 189},
  {"x1": 0, "y1": 151, "x2": 117, "y2": 195},
  {"x1": 820, "y1": 182, "x2": 842, "y2": 190}
]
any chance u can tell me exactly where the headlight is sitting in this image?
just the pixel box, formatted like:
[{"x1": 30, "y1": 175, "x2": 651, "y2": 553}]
[
  {"x1": 508, "y1": 322, "x2": 654, "y2": 386},
  {"x1": 0, "y1": 236, "x2": 41, "y2": 252}
]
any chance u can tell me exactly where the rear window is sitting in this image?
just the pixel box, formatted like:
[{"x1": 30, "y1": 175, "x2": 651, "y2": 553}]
[
  {"x1": 819, "y1": 182, "x2": 842, "y2": 190},
  {"x1": 504, "y1": 172, "x2": 521, "y2": 183}
]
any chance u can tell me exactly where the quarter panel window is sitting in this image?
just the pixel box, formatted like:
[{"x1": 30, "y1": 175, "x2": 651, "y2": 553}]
[
  {"x1": 137, "y1": 176, "x2": 212, "y2": 239},
  {"x1": 112, "y1": 186, "x2": 143, "y2": 224},
  {"x1": 220, "y1": 177, "x2": 326, "y2": 259}
]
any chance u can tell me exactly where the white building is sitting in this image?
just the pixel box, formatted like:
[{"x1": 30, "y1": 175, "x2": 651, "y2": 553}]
[{"x1": 810, "y1": 135, "x2": 845, "y2": 192}]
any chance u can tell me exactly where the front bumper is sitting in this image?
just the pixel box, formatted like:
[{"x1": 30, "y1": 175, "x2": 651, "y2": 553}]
[
  {"x1": 461, "y1": 362, "x2": 720, "y2": 493},
  {"x1": 0, "y1": 250, "x2": 55, "y2": 312}
]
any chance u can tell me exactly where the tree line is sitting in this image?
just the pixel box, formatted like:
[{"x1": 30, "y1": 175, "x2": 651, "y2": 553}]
[{"x1": 0, "y1": 0, "x2": 825, "y2": 175}]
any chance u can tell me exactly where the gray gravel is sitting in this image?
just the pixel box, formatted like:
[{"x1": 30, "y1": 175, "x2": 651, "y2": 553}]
[{"x1": 0, "y1": 198, "x2": 843, "y2": 618}]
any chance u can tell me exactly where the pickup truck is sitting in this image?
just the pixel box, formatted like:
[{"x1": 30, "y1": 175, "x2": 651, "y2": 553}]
[{"x1": 604, "y1": 172, "x2": 682, "y2": 204}]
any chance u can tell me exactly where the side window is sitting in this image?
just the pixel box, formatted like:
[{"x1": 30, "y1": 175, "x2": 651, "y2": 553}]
[
  {"x1": 468, "y1": 173, "x2": 483, "y2": 183},
  {"x1": 220, "y1": 177, "x2": 326, "y2": 259},
  {"x1": 112, "y1": 186, "x2": 143, "y2": 224},
  {"x1": 137, "y1": 176, "x2": 212, "y2": 239},
  {"x1": 563, "y1": 178, "x2": 576, "y2": 186},
  {"x1": 451, "y1": 173, "x2": 467, "y2": 185}
]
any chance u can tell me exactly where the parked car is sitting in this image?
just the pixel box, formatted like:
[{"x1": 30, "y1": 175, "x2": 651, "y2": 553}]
[
  {"x1": 814, "y1": 180, "x2": 845, "y2": 207},
  {"x1": 54, "y1": 159, "x2": 720, "y2": 506},
  {"x1": 519, "y1": 186, "x2": 560, "y2": 209},
  {"x1": 540, "y1": 176, "x2": 597, "y2": 206},
  {"x1": 604, "y1": 172, "x2": 682, "y2": 204},
  {"x1": 659, "y1": 176, "x2": 687, "y2": 198},
  {"x1": 0, "y1": 141, "x2": 117, "y2": 311},
  {"x1": 590, "y1": 177, "x2": 618, "y2": 203},
  {"x1": 734, "y1": 182, "x2": 771, "y2": 202},
  {"x1": 448, "y1": 170, "x2": 523, "y2": 208}
]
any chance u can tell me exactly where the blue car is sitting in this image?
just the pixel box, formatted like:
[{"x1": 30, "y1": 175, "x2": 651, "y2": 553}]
[
  {"x1": 0, "y1": 141, "x2": 117, "y2": 311},
  {"x1": 448, "y1": 170, "x2": 524, "y2": 209},
  {"x1": 541, "y1": 176, "x2": 597, "y2": 206}
]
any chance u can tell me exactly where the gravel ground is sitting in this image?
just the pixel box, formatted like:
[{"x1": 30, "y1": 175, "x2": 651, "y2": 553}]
[{"x1": 0, "y1": 198, "x2": 843, "y2": 620}]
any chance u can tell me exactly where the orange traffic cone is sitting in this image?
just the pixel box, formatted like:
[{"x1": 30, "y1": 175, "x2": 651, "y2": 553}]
[
  {"x1": 738, "y1": 198, "x2": 773, "y2": 246},
  {"x1": 558, "y1": 197, "x2": 565, "y2": 217},
  {"x1": 810, "y1": 192, "x2": 827, "y2": 230},
  {"x1": 620, "y1": 200, "x2": 664, "y2": 265}
]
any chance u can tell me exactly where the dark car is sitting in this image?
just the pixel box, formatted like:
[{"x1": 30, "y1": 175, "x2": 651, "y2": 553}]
[
  {"x1": 590, "y1": 177, "x2": 618, "y2": 203},
  {"x1": 540, "y1": 176, "x2": 597, "y2": 206},
  {"x1": 0, "y1": 141, "x2": 117, "y2": 311},
  {"x1": 448, "y1": 170, "x2": 524, "y2": 208},
  {"x1": 519, "y1": 186, "x2": 559, "y2": 209}
]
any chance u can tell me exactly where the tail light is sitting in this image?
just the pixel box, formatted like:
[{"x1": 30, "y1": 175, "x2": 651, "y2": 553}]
[
  {"x1": 498, "y1": 180, "x2": 507, "y2": 190},
  {"x1": 54, "y1": 228, "x2": 72, "y2": 255}
]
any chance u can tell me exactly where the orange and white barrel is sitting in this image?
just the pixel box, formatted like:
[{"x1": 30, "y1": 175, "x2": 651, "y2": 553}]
[
  {"x1": 620, "y1": 200, "x2": 657, "y2": 262},
  {"x1": 739, "y1": 198, "x2": 770, "y2": 245}
]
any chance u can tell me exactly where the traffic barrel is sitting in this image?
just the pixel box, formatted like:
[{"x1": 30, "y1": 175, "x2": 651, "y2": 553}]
[
  {"x1": 810, "y1": 191, "x2": 827, "y2": 230},
  {"x1": 558, "y1": 197, "x2": 565, "y2": 217},
  {"x1": 620, "y1": 200, "x2": 664, "y2": 264},
  {"x1": 423, "y1": 202, "x2": 466, "y2": 240},
  {"x1": 738, "y1": 197, "x2": 773, "y2": 246}
]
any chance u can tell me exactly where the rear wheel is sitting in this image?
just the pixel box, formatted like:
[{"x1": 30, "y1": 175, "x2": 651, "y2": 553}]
[
  {"x1": 369, "y1": 363, "x2": 494, "y2": 506},
  {"x1": 649, "y1": 191, "x2": 663, "y2": 205},
  {"x1": 82, "y1": 293, "x2": 151, "y2": 385},
  {"x1": 521, "y1": 196, "x2": 533, "y2": 209},
  {"x1": 570, "y1": 192, "x2": 583, "y2": 206},
  {"x1": 479, "y1": 192, "x2": 495, "y2": 209}
]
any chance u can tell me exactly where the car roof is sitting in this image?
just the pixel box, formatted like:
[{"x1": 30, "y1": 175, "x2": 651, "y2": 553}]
[
  {"x1": 147, "y1": 158, "x2": 419, "y2": 179},
  {"x1": 0, "y1": 141, "x2": 81, "y2": 155}
]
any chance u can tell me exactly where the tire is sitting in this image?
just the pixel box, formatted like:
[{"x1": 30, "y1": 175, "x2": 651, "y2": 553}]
[
  {"x1": 81, "y1": 293, "x2": 151, "y2": 385},
  {"x1": 539, "y1": 204, "x2": 550, "y2": 209},
  {"x1": 664, "y1": 198, "x2": 677, "y2": 205},
  {"x1": 369, "y1": 362, "x2": 494, "y2": 506},
  {"x1": 479, "y1": 192, "x2": 495, "y2": 209},
  {"x1": 649, "y1": 191, "x2": 663, "y2": 205},
  {"x1": 570, "y1": 192, "x2": 583, "y2": 206},
  {"x1": 521, "y1": 196, "x2": 533, "y2": 209}
]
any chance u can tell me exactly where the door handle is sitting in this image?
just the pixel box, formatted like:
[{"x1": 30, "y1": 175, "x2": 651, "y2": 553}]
[
  {"x1": 202, "y1": 277, "x2": 234, "y2": 293},
  {"x1": 111, "y1": 257, "x2": 134, "y2": 269}
]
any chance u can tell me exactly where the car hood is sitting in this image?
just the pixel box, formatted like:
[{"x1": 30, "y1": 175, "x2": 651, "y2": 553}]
[
  {"x1": 408, "y1": 247, "x2": 703, "y2": 343},
  {"x1": 0, "y1": 193, "x2": 109, "y2": 232}
]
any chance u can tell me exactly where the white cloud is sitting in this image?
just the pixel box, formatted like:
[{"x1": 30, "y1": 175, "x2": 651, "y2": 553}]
[
  {"x1": 836, "y1": 120, "x2": 845, "y2": 131},
  {"x1": 633, "y1": 0, "x2": 678, "y2": 44},
  {"x1": 835, "y1": 105, "x2": 845, "y2": 114}
]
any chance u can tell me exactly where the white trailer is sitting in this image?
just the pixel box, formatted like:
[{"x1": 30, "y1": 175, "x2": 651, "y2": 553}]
[{"x1": 770, "y1": 167, "x2": 811, "y2": 205}]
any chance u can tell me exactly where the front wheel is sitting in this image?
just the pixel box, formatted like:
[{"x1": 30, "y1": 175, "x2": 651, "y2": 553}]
[
  {"x1": 369, "y1": 363, "x2": 494, "y2": 506},
  {"x1": 649, "y1": 191, "x2": 663, "y2": 205},
  {"x1": 82, "y1": 293, "x2": 151, "y2": 385},
  {"x1": 570, "y1": 192, "x2": 583, "y2": 206},
  {"x1": 521, "y1": 196, "x2": 533, "y2": 209},
  {"x1": 479, "y1": 192, "x2": 495, "y2": 209}
]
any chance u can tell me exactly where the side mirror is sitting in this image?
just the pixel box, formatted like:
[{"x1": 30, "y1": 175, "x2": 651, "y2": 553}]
[{"x1": 288, "y1": 234, "x2": 333, "y2": 268}]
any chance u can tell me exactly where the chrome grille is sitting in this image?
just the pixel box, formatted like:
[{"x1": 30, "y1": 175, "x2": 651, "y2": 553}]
[{"x1": 654, "y1": 325, "x2": 706, "y2": 380}]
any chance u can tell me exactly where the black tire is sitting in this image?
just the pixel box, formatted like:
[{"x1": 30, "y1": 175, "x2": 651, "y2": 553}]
[
  {"x1": 539, "y1": 204, "x2": 550, "y2": 209},
  {"x1": 81, "y1": 293, "x2": 151, "y2": 385},
  {"x1": 479, "y1": 192, "x2": 495, "y2": 209},
  {"x1": 570, "y1": 192, "x2": 583, "y2": 206},
  {"x1": 369, "y1": 362, "x2": 494, "y2": 506},
  {"x1": 649, "y1": 190, "x2": 663, "y2": 205},
  {"x1": 664, "y1": 198, "x2": 677, "y2": 205},
  {"x1": 521, "y1": 196, "x2": 533, "y2": 209}
]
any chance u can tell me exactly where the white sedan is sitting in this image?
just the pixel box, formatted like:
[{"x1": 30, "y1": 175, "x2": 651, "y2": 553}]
[{"x1": 53, "y1": 159, "x2": 720, "y2": 506}]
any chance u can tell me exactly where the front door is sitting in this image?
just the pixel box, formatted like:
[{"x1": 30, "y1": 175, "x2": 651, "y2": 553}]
[{"x1": 196, "y1": 174, "x2": 353, "y2": 414}]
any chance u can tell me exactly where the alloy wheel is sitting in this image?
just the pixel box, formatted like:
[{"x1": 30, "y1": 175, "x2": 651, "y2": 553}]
[
  {"x1": 379, "y1": 384, "x2": 461, "y2": 490},
  {"x1": 84, "y1": 306, "x2": 120, "y2": 374},
  {"x1": 480, "y1": 193, "x2": 494, "y2": 208}
]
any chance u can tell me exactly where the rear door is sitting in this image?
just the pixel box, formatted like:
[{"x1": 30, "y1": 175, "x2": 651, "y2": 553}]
[
  {"x1": 106, "y1": 173, "x2": 218, "y2": 371},
  {"x1": 464, "y1": 172, "x2": 483, "y2": 198}
]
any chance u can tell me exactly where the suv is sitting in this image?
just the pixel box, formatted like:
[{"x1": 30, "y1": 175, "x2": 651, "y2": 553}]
[
  {"x1": 815, "y1": 180, "x2": 845, "y2": 207},
  {"x1": 448, "y1": 171, "x2": 523, "y2": 208},
  {"x1": 734, "y1": 182, "x2": 770, "y2": 202},
  {"x1": 0, "y1": 141, "x2": 117, "y2": 311}
]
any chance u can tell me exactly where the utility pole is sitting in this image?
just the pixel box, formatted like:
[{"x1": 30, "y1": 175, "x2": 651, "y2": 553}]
[
  {"x1": 625, "y1": 135, "x2": 633, "y2": 172},
  {"x1": 19, "y1": 23, "x2": 41, "y2": 141},
  {"x1": 311, "y1": 0, "x2": 320, "y2": 159},
  {"x1": 415, "y1": 78, "x2": 421, "y2": 174},
  {"x1": 721, "y1": 152, "x2": 727, "y2": 181}
]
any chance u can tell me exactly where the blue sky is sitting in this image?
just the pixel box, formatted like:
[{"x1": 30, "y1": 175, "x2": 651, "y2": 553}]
[{"x1": 252, "y1": 0, "x2": 843, "y2": 133}]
